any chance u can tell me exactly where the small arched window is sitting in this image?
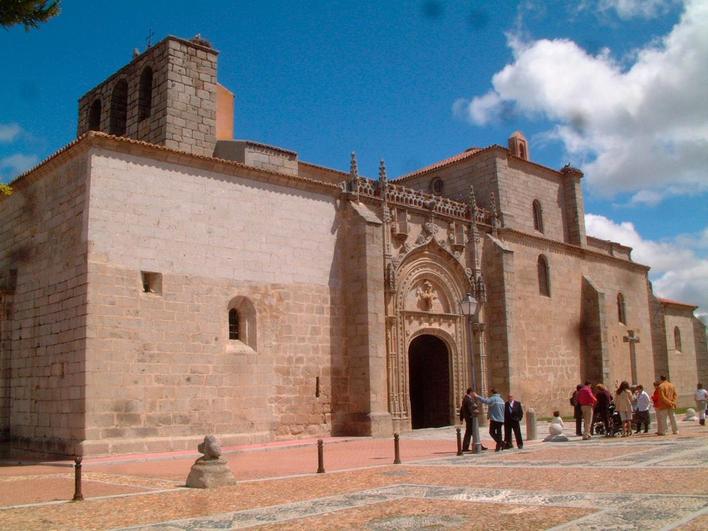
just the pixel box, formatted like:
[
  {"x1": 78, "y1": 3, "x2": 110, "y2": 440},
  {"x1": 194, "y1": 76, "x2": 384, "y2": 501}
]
[
  {"x1": 88, "y1": 99, "x2": 102, "y2": 131},
  {"x1": 138, "y1": 67, "x2": 153, "y2": 121},
  {"x1": 617, "y1": 292, "x2": 627, "y2": 324},
  {"x1": 228, "y1": 308, "x2": 240, "y2": 340},
  {"x1": 532, "y1": 200, "x2": 544, "y2": 233},
  {"x1": 227, "y1": 296, "x2": 258, "y2": 352},
  {"x1": 537, "y1": 254, "x2": 550, "y2": 297},
  {"x1": 109, "y1": 79, "x2": 128, "y2": 136},
  {"x1": 674, "y1": 326, "x2": 682, "y2": 352}
]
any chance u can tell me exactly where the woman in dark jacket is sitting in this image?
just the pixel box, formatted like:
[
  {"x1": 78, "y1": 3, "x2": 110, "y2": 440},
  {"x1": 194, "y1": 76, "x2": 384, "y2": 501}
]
[{"x1": 592, "y1": 384, "x2": 612, "y2": 436}]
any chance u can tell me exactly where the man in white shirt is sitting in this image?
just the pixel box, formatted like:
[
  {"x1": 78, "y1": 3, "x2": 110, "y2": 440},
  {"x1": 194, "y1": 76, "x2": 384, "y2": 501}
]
[
  {"x1": 634, "y1": 384, "x2": 651, "y2": 434},
  {"x1": 695, "y1": 383, "x2": 708, "y2": 426}
]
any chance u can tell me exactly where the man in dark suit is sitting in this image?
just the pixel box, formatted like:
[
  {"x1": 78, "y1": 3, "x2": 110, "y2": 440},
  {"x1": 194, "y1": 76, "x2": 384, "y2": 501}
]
[
  {"x1": 459, "y1": 387, "x2": 476, "y2": 452},
  {"x1": 503, "y1": 393, "x2": 524, "y2": 449}
]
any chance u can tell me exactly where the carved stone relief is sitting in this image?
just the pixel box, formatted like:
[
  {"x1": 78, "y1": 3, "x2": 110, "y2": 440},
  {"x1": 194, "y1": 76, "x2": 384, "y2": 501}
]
[
  {"x1": 415, "y1": 280, "x2": 436, "y2": 311},
  {"x1": 415, "y1": 221, "x2": 439, "y2": 246},
  {"x1": 409, "y1": 279, "x2": 449, "y2": 314}
]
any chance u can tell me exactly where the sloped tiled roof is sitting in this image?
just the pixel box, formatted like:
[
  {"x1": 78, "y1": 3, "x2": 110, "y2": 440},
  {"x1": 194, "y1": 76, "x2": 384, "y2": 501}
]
[
  {"x1": 657, "y1": 297, "x2": 698, "y2": 309},
  {"x1": 7, "y1": 131, "x2": 341, "y2": 193},
  {"x1": 395, "y1": 146, "x2": 497, "y2": 182}
]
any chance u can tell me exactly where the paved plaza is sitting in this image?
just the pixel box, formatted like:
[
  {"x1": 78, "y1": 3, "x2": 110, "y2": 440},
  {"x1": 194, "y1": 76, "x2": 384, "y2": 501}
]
[{"x1": 0, "y1": 420, "x2": 706, "y2": 530}]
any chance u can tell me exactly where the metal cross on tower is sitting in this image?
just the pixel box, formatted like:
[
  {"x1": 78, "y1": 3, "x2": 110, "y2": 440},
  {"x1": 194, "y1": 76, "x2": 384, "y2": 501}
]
[
  {"x1": 623, "y1": 329, "x2": 640, "y2": 385},
  {"x1": 145, "y1": 28, "x2": 155, "y2": 49}
]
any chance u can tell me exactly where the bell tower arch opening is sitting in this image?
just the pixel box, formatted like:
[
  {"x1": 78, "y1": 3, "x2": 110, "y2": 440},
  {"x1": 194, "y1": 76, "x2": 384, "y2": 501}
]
[{"x1": 408, "y1": 334, "x2": 451, "y2": 429}]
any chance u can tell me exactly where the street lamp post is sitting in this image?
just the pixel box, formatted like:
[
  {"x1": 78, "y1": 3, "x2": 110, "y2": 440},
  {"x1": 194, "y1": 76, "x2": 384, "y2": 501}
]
[{"x1": 460, "y1": 293, "x2": 481, "y2": 454}]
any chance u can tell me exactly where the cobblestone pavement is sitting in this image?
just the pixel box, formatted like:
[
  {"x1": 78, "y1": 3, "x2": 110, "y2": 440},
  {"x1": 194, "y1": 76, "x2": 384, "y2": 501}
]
[{"x1": 0, "y1": 420, "x2": 705, "y2": 530}]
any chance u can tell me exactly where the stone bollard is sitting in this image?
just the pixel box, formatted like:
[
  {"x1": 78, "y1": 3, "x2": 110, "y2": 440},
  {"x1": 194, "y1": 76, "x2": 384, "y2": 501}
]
[
  {"x1": 393, "y1": 433, "x2": 401, "y2": 464},
  {"x1": 317, "y1": 439, "x2": 325, "y2": 473},
  {"x1": 526, "y1": 408, "x2": 537, "y2": 441},
  {"x1": 456, "y1": 427, "x2": 463, "y2": 456},
  {"x1": 185, "y1": 435, "x2": 237, "y2": 488},
  {"x1": 72, "y1": 457, "x2": 84, "y2": 501}
]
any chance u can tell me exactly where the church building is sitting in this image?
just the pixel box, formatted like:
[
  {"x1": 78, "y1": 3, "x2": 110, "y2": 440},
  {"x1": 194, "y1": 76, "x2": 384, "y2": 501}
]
[{"x1": 1, "y1": 35, "x2": 705, "y2": 457}]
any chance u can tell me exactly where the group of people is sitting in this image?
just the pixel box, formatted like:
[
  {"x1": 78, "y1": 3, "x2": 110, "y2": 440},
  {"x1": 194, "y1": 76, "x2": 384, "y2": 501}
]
[
  {"x1": 571, "y1": 375, "x2": 690, "y2": 439},
  {"x1": 459, "y1": 387, "x2": 523, "y2": 452},
  {"x1": 458, "y1": 376, "x2": 704, "y2": 453}
]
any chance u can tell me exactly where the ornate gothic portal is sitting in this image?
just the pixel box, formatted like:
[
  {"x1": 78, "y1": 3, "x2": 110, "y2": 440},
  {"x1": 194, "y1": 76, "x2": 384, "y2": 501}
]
[
  {"x1": 408, "y1": 335, "x2": 450, "y2": 428},
  {"x1": 386, "y1": 242, "x2": 473, "y2": 433}
]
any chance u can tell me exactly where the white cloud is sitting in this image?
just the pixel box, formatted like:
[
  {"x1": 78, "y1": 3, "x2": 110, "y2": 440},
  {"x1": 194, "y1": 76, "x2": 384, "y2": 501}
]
[
  {"x1": 0, "y1": 153, "x2": 39, "y2": 178},
  {"x1": 592, "y1": 0, "x2": 679, "y2": 19},
  {"x1": 454, "y1": 0, "x2": 708, "y2": 202},
  {"x1": 585, "y1": 213, "x2": 708, "y2": 317},
  {"x1": 628, "y1": 190, "x2": 663, "y2": 206},
  {"x1": 0, "y1": 123, "x2": 22, "y2": 143},
  {"x1": 675, "y1": 227, "x2": 708, "y2": 250}
]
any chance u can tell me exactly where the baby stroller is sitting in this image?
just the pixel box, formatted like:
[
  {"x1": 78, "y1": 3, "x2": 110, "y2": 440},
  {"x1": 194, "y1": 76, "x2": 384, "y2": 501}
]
[{"x1": 593, "y1": 403, "x2": 623, "y2": 437}]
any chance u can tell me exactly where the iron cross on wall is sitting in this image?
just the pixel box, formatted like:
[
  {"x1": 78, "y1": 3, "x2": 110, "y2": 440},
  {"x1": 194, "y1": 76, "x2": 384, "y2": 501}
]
[{"x1": 623, "y1": 330, "x2": 640, "y2": 385}]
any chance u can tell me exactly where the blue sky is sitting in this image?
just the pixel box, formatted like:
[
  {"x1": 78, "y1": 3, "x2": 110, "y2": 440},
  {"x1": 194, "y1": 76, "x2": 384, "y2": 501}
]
[{"x1": 1, "y1": 0, "x2": 706, "y2": 315}]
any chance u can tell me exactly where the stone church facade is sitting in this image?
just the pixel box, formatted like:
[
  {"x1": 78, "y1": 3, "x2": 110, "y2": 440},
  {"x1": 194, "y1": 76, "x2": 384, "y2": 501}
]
[{"x1": 1, "y1": 36, "x2": 706, "y2": 457}]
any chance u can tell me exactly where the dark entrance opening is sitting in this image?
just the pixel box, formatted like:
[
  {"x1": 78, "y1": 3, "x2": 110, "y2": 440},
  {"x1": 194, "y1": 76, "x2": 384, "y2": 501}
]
[{"x1": 408, "y1": 334, "x2": 451, "y2": 429}]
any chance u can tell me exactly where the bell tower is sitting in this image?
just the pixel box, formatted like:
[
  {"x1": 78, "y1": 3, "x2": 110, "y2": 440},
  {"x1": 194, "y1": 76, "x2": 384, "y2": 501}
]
[{"x1": 77, "y1": 34, "x2": 234, "y2": 157}]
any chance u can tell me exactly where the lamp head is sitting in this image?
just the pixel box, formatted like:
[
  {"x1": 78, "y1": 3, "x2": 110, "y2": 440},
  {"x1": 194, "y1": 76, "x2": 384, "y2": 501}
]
[{"x1": 460, "y1": 293, "x2": 478, "y2": 316}]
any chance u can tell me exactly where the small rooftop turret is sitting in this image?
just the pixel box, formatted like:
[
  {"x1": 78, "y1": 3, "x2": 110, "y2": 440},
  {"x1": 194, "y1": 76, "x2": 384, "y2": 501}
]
[{"x1": 508, "y1": 130, "x2": 530, "y2": 161}]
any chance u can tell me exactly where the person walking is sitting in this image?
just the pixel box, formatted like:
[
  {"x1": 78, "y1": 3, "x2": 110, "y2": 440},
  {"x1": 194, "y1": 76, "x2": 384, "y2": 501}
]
[
  {"x1": 503, "y1": 393, "x2": 524, "y2": 449},
  {"x1": 615, "y1": 381, "x2": 634, "y2": 437},
  {"x1": 695, "y1": 383, "x2": 707, "y2": 426},
  {"x1": 459, "y1": 387, "x2": 476, "y2": 451},
  {"x1": 473, "y1": 389, "x2": 505, "y2": 451},
  {"x1": 577, "y1": 381, "x2": 597, "y2": 440},
  {"x1": 571, "y1": 385, "x2": 582, "y2": 436},
  {"x1": 634, "y1": 384, "x2": 651, "y2": 433},
  {"x1": 655, "y1": 375, "x2": 678, "y2": 435}
]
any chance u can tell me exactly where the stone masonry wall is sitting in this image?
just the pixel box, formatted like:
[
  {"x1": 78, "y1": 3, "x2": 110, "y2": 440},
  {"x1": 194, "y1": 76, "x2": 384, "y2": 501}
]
[
  {"x1": 0, "y1": 155, "x2": 90, "y2": 456},
  {"x1": 560, "y1": 167, "x2": 587, "y2": 246},
  {"x1": 482, "y1": 235, "x2": 514, "y2": 395},
  {"x1": 496, "y1": 156, "x2": 567, "y2": 242},
  {"x1": 163, "y1": 38, "x2": 218, "y2": 156},
  {"x1": 580, "y1": 276, "x2": 608, "y2": 384},
  {"x1": 499, "y1": 230, "x2": 655, "y2": 417},
  {"x1": 663, "y1": 307, "x2": 702, "y2": 406},
  {"x1": 83, "y1": 264, "x2": 339, "y2": 455},
  {"x1": 396, "y1": 150, "x2": 501, "y2": 215},
  {"x1": 398, "y1": 150, "x2": 580, "y2": 247},
  {"x1": 649, "y1": 293, "x2": 670, "y2": 380},
  {"x1": 693, "y1": 318, "x2": 708, "y2": 396},
  {"x1": 83, "y1": 148, "x2": 345, "y2": 455},
  {"x1": 337, "y1": 202, "x2": 390, "y2": 437}
]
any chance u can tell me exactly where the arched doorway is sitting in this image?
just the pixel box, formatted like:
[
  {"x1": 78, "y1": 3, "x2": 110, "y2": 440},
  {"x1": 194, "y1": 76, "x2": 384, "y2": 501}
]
[{"x1": 408, "y1": 334, "x2": 451, "y2": 429}]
